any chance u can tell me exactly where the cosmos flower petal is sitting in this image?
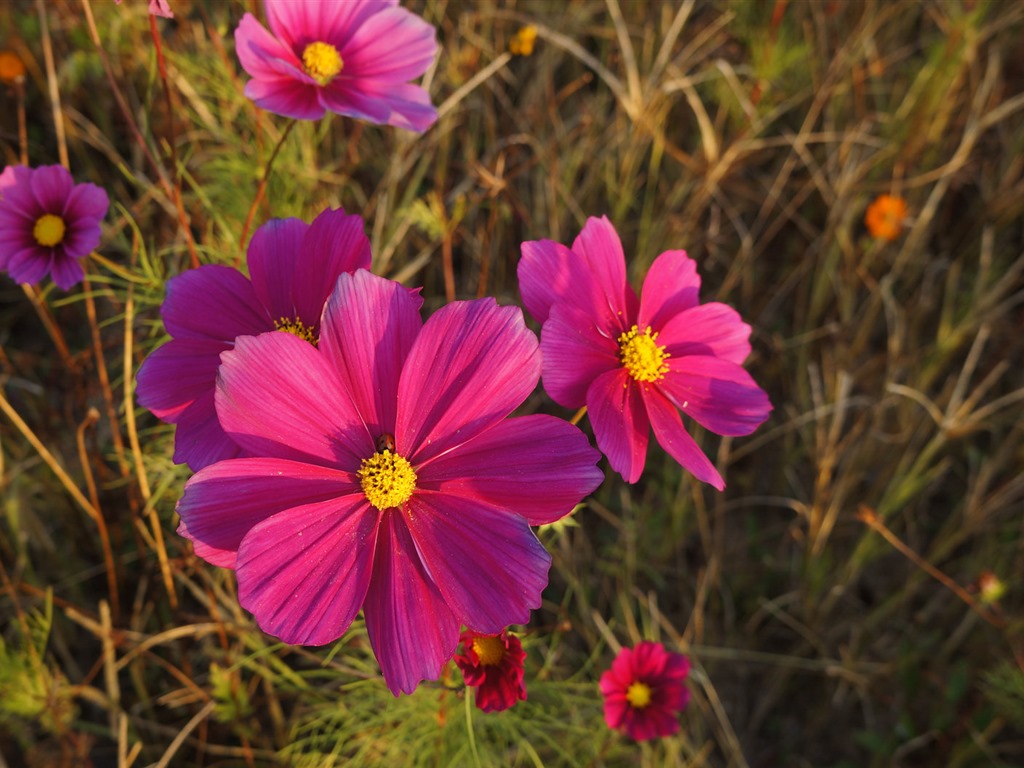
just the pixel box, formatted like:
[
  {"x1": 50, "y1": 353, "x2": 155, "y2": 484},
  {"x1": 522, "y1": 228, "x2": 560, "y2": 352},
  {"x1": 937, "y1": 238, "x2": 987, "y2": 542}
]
[
  {"x1": 245, "y1": 217, "x2": 307, "y2": 323},
  {"x1": 29, "y1": 165, "x2": 74, "y2": 212},
  {"x1": 265, "y1": 0, "x2": 381, "y2": 51},
  {"x1": 60, "y1": 221, "x2": 103, "y2": 261},
  {"x1": 291, "y1": 208, "x2": 371, "y2": 326},
  {"x1": 8, "y1": 247, "x2": 53, "y2": 286},
  {"x1": 600, "y1": 641, "x2": 690, "y2": 741},
  {"x1": 234, "y1": 14, "x2": 303, "y2": 79},
  {"x1": 406, "y1": 492, "x2": 550, "y2": 632},
  {"x1": 586, "y1": 369, "x2": 649, "y2": 484},
  {"x1": 363, "y1": 511, "x2": 460, "y2": 695},
  {"x1": 173, "y1": 390, "x2": 244, "y2": 470},
  {"x1": 137, "y1": 339, "x2": 227, "y2": 421},
  {"x1": 643, "y1": 386, "x2": 724, "y2": 491},
  {"x1": 320, "y1": 80, "x2": 436, "y2": 133},
  {"x1": 244, "y1": 76, "x2": 326, "y2": 120},
  {"x1": 177, "y1": 457, "x2": 356, "y2": 568},
  {"x1": 658, "y1": 302, "x2": 752, "y2": 364},
  {"x1": 517, "y1": 238, "x2": 579, "y2": 324},
  {"x1": 319, "y1": 271, "x2": 422, "y2": 441},
  {"x1": 637, "y1": 249, "x2": 700, "y2": 332},
  {"x1": 341, "y1": 5, "x2": 437, "y2": 82},
  {"x1": 661, "y1": 356, "x2": 772, "y2": 436},
  {"x1": 49, "y1": 256, "x2": 85, "y2": 291},
  {"x1": 398, "y1": 299, "x2": 540, "y2": 465},
  {"x1": 570, "y1": 216, "x2": 640, "y2": 325},
  {"x1": 62, "y1": 181, "x2": 109, "y2": 224},
  {"x1": 539, "y1": 301, "x2": 619, "y2": 409},
  {"x1": 160, "y1": 265, "x2": 268, "y2": 340},
  {"x1": 419, "y1": 414, "x2": 603, "y2": 525},
  {"x1": 235, "y1": 495, "x2": 378, "y2": 646},
  {"x1": 216, "y1": 332, "x2": 369, "y2": 467}
]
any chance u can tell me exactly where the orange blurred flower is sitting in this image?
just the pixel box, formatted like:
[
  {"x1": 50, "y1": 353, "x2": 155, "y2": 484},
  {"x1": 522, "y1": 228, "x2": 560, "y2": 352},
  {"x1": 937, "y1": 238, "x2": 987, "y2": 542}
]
[
  {"x1": 509, "y1": 25, "x2": 538, "y2": 57},
  {"x1": 0, "y1": 51, "x2": 25, "y2": 85},
  {"x1": 865, "y1": 194, "x2": 908, "y2": 241}
]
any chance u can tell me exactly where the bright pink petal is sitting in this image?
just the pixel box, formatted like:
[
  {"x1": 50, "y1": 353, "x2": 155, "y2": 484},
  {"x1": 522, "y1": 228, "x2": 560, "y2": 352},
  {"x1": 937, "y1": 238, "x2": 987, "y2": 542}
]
[
  {"x1": 235, "y1": 495, "x2": 378, "y2": 646},
  {"x1": 637, "y1": 249, "x2": 700, "y2": 332},
  {"x1": 320, "y1": 80, "x2": 436, "y2": 132},
  {"x1": 29, "y1": 165, "x2": 73, "y2": 213},
  {"x1": 318, "y1": 271, "x2": 422, "y2": 443},
  {"x1": 586, "y1": 369, "x2": 649, "y2": 484},
  {"x1": 265, "y1": 0, "x2": 391, "y2": 52},
  {"x1": 363, "y1": 511, "x2": 460, "y2": 695},
  {"x1": 658, "y1": 303, "x2": 752, "y2": 364},
  {"x1": 291, "y1": 208, "x2": 371, "y2": 326},
  {"x1": 234, "y1": 13, "x2": 303, "y2": 80},
  {"x1": 398, "y1": 299, "x2": 539, "y2": 466},
  {"x1": 216, "y1": 332, "x2": 370, "y2": 467},
  {"x1": 418, "y1": 415, "x2": 603, "y2": 525},
  {"x1": 570, "y1": 216, "x2": 639, "y2": 325},
  {"x1": 244, "y1": 76, "x2": 325, "y2": 120},
  {"x1": 161, "y1": 265, "x2": 269, "y2": 340},
  {"x1": 148, "y1": 0, "x2": 172, "y2": 18},
  {"x1": 49, "y1": 255, "x2": 85, "y2": 291},
  {"x1": 517, "y1": 238, "x2": 580, "y2": 324},
  {"x1": 642, "y1": 387, "x2": 724, "y2": 490},
  {"x1": 660, "y1": 356, "x2": 772, "y2": 436},
  {"x1": 245, "y1": 216, "x2": 308, "y2": 321},
  {"x1": 173, "y1": 389, "x2": 244, "y2": 471},
  {"x1": 177, "y1": 457, "x2": 356, "y2": 567},
  {"x1": 539, "y1": 301, "x2": 619, "y2": 409},
  {"x1": 136, "y1": 338, "x2": 227, "y2": 420},
  {"x1": 340, "y1": 5, "x2": 437, "y2": 82}
]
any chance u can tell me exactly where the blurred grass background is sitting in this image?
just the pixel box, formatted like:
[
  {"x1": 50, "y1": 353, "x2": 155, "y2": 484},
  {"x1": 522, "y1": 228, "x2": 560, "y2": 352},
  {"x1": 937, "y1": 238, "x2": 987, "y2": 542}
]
[{"x1": 2, "y1": 0, "x2": 1024, "y2": 765}]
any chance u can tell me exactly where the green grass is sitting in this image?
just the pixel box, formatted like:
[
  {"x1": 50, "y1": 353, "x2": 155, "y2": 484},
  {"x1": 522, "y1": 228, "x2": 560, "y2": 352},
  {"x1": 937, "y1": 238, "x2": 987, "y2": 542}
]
[{"x1": 2, "y1": 0, "x2": 1024, "y2": 765}]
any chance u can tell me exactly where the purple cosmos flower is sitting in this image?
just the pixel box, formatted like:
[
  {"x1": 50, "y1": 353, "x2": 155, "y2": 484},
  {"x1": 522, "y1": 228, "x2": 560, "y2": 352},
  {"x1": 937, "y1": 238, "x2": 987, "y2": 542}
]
[
  {"x1": 136, "y1": 207, "x2": 371, "y2": 471},
  {"x1": 176, "y1": 270, "x2": 603, "y2": 695},
  {"x1": 600, "y1": 641, "x2": 690, "y2": 741},
  {"x1": 0, "y1": 165, "x2": 108, "y2": 291},
  {"x1": 518, "y1": 216, "x2": 772, "y2": 489},
  {"x1": 235, "y1": 0, "x2": 438, "y2": 131}
]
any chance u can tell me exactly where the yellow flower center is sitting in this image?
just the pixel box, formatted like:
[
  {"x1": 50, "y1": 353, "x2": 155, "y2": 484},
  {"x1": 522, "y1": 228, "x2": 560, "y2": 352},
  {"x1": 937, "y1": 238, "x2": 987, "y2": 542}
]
[
  {"x1": 618, "y1": 325, "x2": 669, "y2": 383},
  {"x1": 273, "y1": 316, "x2": 317, "y2": 345},
  {"x1": 509, "y1": 25, "x2": 538, "y2": 56},
  {"x1": 33, "y1": 214, "x2": 66, "y2": 247},
  {"x1": 358, "y1": 448, "x2": 416, "y2": 510},
  {"x1": 472, "y1": 635, "x2": 506, "y2": 667},
  {"x1": 302, "y1": 41, "x2": 343, "y2": 85},
  {"x1": 626, "y1": 681, "x2": 652, "y2": 709}
]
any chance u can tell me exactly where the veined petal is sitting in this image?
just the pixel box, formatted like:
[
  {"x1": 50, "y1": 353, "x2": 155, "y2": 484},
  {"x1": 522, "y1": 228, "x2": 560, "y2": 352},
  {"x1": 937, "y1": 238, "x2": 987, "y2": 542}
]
[
  {"x1": 177, "y1": 457, "x2": 357, "y2": 568},
  {"x1": 320, "y1": 80, "x2": 436, "y2": 132},
  {"x1": 517, "y1": 238, "x2": 581, "y2": 325},
  {"x1": 136, "y1": 337, "x2": 227, "y2": 421},
  {"x1": 62, "y1": 181, "x2": 108, "y2": 223},
  {"x1": 8, "y1": 248, "x2": 52, "y2": 287},
  {"x1": 292, "y1": 208, "x2": 371, "y2": 328},
  {"x1": 29, "y1": 165, "x2": 73, "y2": 213},
  {"x1": 363, "y1": 511, "x2": 460, "y2": 695},
  {"x1": 266, "y1": 0, "x2": 392, "y2": 53},
  {"x1": 660, "y1": 356, "x2": 772, "y2": 436},
  {"x1": 318, "y1": 271, "x2": 422, "y2": 442},
  {"x1": 340, "y1": 5, "x2": 437, "y2": 82},
  {"x1": 161, "y1": 265, "x2": 269, "y2": 341},
  {"x1": 637, "y1": 249, "x2": 701, "y2": 332},
  {"x1": 540, "y1": 301, "x2": 619, "y2": 409},
  {"x1": 244, "y1": 76, "x2": 325, "y2": 121},
  {"x1": 49, "y1": 255, "x2": 85, "y2": 291},
  {"x1": 658, "y1": 303, "x2": 752, "y2": 364},
  {"x1": 418, "y1": 415, "x2": 603, "y2": 525},
  {"x1": 642, "y1": 387, "x2": 724, "y2": 490},
  {"x1": 570, "y1": 216, "x2": 640, "y2": 326},
  {"x1": 235, "y1": 12, "x2": 303, "y2": 79},
  {"x1": 216, "y1": 332, "x2": 369, "y2": 467},
  {"x1": 246, "y1": 217, "x2": 308, "y2": 323},
  {"x1": 173, "y1": 389, "x2": 244, "y2": 471},
  {"x1": 398, "y1": 299, "x2": 539, "y2": 466},
  {"x1": 406, "y1": 492, "x2": 550, "y2": 632},
  {"x1": 586, "y1": 368, "x2": 649, "y2": 484},
  {"x1": 235, "y1": 495, "x2": 378, "y2": 646}
]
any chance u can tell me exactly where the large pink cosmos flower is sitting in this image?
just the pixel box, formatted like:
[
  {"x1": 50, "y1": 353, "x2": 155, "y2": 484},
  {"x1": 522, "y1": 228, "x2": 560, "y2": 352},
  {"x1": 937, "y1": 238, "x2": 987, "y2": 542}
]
[
  {"x1": 0, "y1": 165, "x2": 108, "y2": 290},
  {"x1": 599, "y1": 641, "x2": 691, "y2": 742},
  {"x1": 136, "y1": 207, "x2": 371, "y2": 471},
  {"x1": 235, "y1": 0, "x2": 438, "y2": 131},
  {"x1": 455, "y1": 629, "x2": 527, "y2": 713},
  {"x1": 518, "y1": 216, "x2": 772, "y2": 489},
  {"x1": 176, "y1": 270, "x2": 603, "y2": 695}
]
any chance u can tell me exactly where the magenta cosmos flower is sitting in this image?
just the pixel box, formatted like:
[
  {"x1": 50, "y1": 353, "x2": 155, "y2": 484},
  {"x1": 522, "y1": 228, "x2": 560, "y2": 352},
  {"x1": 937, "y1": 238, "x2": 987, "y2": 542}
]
[
  {"x1": 455, "y1": 629, "x2": 527, "y2": 713},
  {"x1": 235, "y1": 0, "x2": 438, "y2": 131},
  {"x1": 176, "y1": 270, "x2": 603, "y2": 695},
  {"x1": 600, "y1": 641, "x2": 691, "y2": 742},
  {"x1": 136, "y1": 207, "x2": 370, "y2": 471},
  {"x1": 0, "y1": 164, "x2": 108, "y2": 290},
  {"x1": 518, "y1": 216, "x2": 772, "y2": 489},
  {"x1": 113, "y1": 0, "x2": 173, "y2": 18}
]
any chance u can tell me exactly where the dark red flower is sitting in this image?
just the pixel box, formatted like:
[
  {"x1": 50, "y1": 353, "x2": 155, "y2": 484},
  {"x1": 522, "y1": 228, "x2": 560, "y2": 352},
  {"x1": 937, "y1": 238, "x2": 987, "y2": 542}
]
[
  {"x1": 599, "y1": 641, "x2": 690, "y2": 741},
  {"x1": 455, "y1": 629, "x2": 527, "y2": 713}
]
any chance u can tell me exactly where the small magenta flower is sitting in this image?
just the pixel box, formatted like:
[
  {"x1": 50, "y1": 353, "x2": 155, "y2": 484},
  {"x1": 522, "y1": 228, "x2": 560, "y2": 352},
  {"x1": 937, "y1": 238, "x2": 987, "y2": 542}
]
[
  {"x1": 455, "y1": 629, "x2": 527, "y2": 712},
  {"x1": 234, "y1": 0, "x2": 438, "y2": 131},
  {"x1": 0, "y1": 165, "x2": 108, "y2": 290},
  {"x1": 175, "y1": 270, "x2": 603, "y2": 695},
  {"x1": 136, "y1": 207, "x2": 371, "y2": 471},
  {"x1": 114, "y1": 0, "x2": 173, "y2": 18},
  {"x1": 518, "y1": 216, "x2": 772, "y2": 488},
  {"x1": 599, "y1": 641, "x2": 691, "y2": 742}
]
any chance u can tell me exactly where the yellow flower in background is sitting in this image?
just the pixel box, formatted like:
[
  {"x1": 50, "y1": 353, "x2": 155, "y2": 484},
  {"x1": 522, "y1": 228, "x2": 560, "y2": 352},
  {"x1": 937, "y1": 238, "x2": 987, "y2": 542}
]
[
  {"x1": 865, "y1": 193, "x2": 908, "y2": 241},
  {"x1": 509, "y1": 25, "x2": 538, "y2": 56}
]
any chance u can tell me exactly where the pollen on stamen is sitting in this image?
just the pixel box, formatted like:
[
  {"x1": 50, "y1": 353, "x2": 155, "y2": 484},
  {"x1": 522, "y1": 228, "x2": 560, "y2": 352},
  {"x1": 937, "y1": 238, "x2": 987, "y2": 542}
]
[
  {"x1": 273, "y1": 317, "x2": 317, "y2": 346},
  {"x1": 618, "y1": 325, "x2": 670, "y2": 383},
  {"x1": 302, "y1": 41, "x2": 343, "y2": 85},
  {"x1": 358, "y1": 449, "x2": 417, "y2": 510},
  {"x1": 472, "y1": 635, "x2": 506, "y2": 667}
]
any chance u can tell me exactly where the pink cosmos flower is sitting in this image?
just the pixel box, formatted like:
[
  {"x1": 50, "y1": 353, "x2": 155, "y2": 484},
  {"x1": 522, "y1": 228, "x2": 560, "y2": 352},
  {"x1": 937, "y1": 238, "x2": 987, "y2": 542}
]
[
  {"x1": 599, "y1": 641, "x2": 691, "y2": 741},
  {"x1": 175, "y1": 270, "x2": 603, "y2": 695},
  {"x1": 0, "y1": 165, "x2": 108, "y2": 290},
  {"x1": 136, "y1": 207, "x2": 371, "y2": 471},
  {"x1": 234, "y1": 0, "x2": 438, "y2": 131},
  {"x1": 455, "y1": 629, "x2": 527, "y2": 713},
  {"x1": 114, "y1": 0, "x2": 173, "y2": 18},
  {"x1": 518, "y1": 216, "x2": 772, "y2": 489}
]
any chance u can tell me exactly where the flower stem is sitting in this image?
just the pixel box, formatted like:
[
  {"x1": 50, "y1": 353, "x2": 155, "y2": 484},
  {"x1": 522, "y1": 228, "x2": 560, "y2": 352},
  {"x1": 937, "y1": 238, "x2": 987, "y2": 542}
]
[
  {"x1": 237, "y1": 119, "x2": 297, "y2": 264},
  {"x1": 570, "y1": 405, "x2": 588, "y2": 426}
]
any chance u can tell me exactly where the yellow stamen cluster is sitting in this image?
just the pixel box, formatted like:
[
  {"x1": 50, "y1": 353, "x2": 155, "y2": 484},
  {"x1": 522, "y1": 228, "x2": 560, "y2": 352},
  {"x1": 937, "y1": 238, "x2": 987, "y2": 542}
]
[
  {"x1": 33, "y1": 214, "x2": 66, "y2": 248},
  {"x1": 618, "y1": 325, "x2": 669, "y2": 383},
  {"x1": 358, "y1": 449, "x2": 417, "y2": 510},
  {"x1": 472, "y1": 635, "x2": 506, "y2": 667},
  {"x1": 626, "y1": 681, "x2": 652, "y2": 709},
  {"x1": 302, "y1": 41, "x2": 343, "y2": 85},
  {"x1": 273, "y1": 317, "x2": 317, "y2": 345}
]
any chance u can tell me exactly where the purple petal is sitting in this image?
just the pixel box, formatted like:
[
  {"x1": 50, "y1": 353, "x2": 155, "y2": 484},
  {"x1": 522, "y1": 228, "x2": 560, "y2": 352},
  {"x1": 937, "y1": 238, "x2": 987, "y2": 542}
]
[
  {"x1": 235, "y1": 495, "x2": 378, "y2": 646},
  {"x1": 325, "y1": 80, "x2": 437, "y2": 132},
  {"x1": 363, "y1": 511, "x2": 460, "y2": 695},
  {"x1": 398, "y1": 299, "x2": 539, "y2": 466},
  {"x1": 60, "y1": 221, "x2": 103, "y2": 260},
  {"x1": 0, "y1": 168, "x2": 39, "y2": 221},
  {"x1": 177, "y1": 457, "x2": 357, "y2": 567},
  {"x1": 517, "y1": 238, "x2": 580, "y2": 325},
  {"x1": 244, "y1": 76, "x2": 326, "y2": 121},
  {"x1": 245, "y1": 217, "x2": 308, "y2": 322},
  {"x1": 660, "y1": 356, "x2": 772, "y2": 436},
  {"x1": 48, "y1": 253, "x2": 85, "y2": 291},
  {"x1": 216, "y1": 332, "x2": 370, "y2": 468},
  {"x1": 636, "y1": 249, "x2": 700, "y2": 332},
  {"x1": 539, "y1": 301, "x2": 619, "y2": 409},
  {"x1": 417, "y1": 415, "x2": 603, "y2": 525},
  {"x1": 586, "y1": 368, "x2": 650, "y2": 483},
  {"x1": 136, "y1": 337, "x2": 227, "y2": 421},
  {"x1": 642, "y1": 388, "x2": 724, "y2": 490},
  {"x1": 570, "y1": 216, "x2": 640, "y2": 325},
  {"x1": 340, "y1": 5, "x2": 437, "y2": 82},
  {"x1": 173, "y1": 389, "x2": 244, "y2": 471},
  {"x1": 291, "y1": 208, "x2": 371, "y2": 327},
  {"x1": 318, "y1": 271, "x2": 422, "y2": 443},
  {"x1": 29, "y1": 165, "x2": 73, "y2": 213},
  {"x1": 7, "y1": 247, "x2": 52, "y2": 286},
  {"x1": 161, "y1": 265, "x2": 270, "y2": 341},
  {"x1": 658, "y1": 303, "x2": 752, "y2": 364},
  {"x1": 62, "y1": 181, "x2": 109, "y2": 224}
]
